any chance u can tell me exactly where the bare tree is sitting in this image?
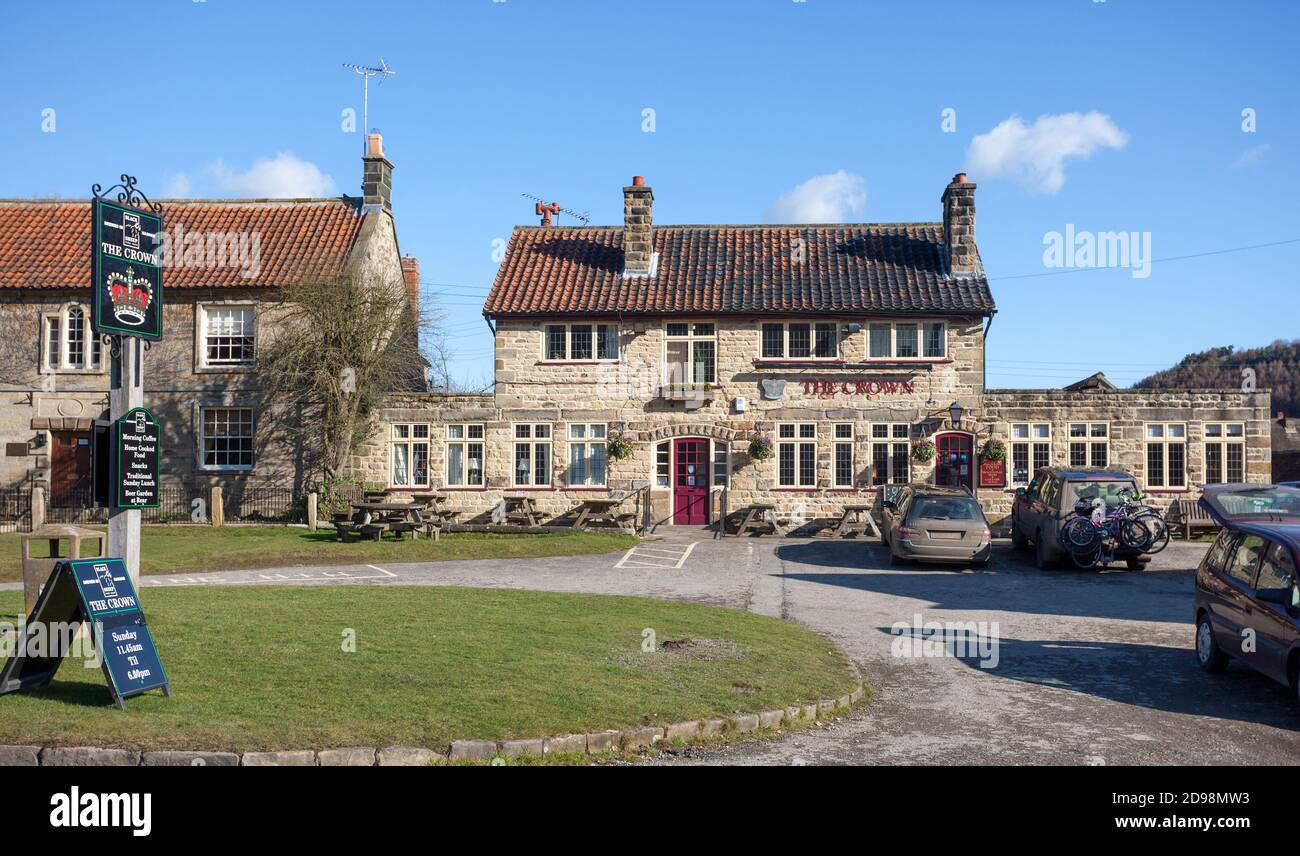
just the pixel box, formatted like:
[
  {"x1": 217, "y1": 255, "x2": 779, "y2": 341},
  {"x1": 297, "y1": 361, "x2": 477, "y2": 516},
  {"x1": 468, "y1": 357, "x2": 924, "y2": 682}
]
[{"x1": 257, "y1": 268, "x2": 432, "y2": 480}]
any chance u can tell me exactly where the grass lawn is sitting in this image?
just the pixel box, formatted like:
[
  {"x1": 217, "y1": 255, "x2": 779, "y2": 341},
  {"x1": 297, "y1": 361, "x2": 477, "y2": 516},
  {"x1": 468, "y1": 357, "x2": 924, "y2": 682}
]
[
  {"x1": 0, "y1": 586, "x2": 860, "y2": 751},
  {"x1": 0, "y1": 527, "x2": 638, "y2": 582}
]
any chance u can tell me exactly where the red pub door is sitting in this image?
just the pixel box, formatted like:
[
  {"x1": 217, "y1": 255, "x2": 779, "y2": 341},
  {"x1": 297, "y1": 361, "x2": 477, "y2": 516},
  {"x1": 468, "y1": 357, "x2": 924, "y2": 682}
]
[
  {"x1": 672, "y1": 438, "x2": 710, "y2": 525},
  {"x1": 934, "y1": 433, "x2": 974, "y2": 492}
]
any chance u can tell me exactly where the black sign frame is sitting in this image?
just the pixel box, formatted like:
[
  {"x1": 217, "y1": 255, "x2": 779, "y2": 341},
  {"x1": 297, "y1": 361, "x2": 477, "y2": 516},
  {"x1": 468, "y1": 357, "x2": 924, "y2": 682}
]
[
  {"x1": 0, "y1": 558, "x2": 170, "y2": 709},
  {"x1": 90, "y1": 176, "x2": 164, "y2": 341},
  {"x1": 112, "y1": 407, "x2": 160, "y2": 509}
]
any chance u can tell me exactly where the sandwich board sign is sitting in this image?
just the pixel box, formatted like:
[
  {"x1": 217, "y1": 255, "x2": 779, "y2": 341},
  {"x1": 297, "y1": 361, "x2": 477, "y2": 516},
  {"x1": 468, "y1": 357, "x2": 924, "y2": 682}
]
[
  {"x1": 0, "y1": 558, "x2": 169, "y2": 709},
  {"x1": 112, "y1": 408, "x2": 160, "y2": 509},
  {"x1": 91, "y1": 198, "x2": 164, "y2": 340}
]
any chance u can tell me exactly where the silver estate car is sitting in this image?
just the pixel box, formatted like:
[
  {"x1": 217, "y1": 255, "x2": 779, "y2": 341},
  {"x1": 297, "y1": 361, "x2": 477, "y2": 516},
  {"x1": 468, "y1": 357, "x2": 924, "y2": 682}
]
[{"x1": 880, "y1": 484, "x2": 992, "y2": 568}]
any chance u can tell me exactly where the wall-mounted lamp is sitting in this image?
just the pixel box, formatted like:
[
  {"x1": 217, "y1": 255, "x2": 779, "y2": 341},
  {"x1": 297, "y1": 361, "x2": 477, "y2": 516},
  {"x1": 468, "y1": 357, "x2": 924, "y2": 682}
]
[
  {"x1": 948, "y1": 401, "x2": 966, "y2": 428},
  {"x1": 842, "y1": 322, "x2": 862, "y2": 334}
]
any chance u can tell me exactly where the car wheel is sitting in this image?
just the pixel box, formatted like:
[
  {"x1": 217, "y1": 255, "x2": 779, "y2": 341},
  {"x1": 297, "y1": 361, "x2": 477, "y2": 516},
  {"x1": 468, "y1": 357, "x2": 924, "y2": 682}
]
[
  {"x1": 1196, "y1": 615, "x2": 1229, "y2": 673},
  {"x1": 1034, "y1": 532, "x2": 1055, "y2": 570},
  {"x1": 973, "y1": 559, "x2": 990, "y2": 569},
  {"x1": 1011, "y1": 524, "x2": 1028, "y2": 551},
  {"x1": 1125, "y1": 557, "x2": 1147, "y2": 571}
]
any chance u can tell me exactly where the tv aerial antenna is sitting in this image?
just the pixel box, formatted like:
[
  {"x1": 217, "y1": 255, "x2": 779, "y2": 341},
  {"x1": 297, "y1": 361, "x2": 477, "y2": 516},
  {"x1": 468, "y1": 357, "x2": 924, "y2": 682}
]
[
  {"x1": 343, "y1": 57, "x2": 396, "y2": 152},
  {"x1": 521, "y1": 193, "x2": 590, "y2": 226}
]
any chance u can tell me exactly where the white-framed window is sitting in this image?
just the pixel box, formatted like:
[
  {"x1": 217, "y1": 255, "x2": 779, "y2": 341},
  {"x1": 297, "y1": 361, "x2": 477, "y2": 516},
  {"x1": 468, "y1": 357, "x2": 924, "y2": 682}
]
[
  {"x1": 834, "y1": 423, "x2": 855, "y2": 487},
  {"x1": 655, "y1": 441, "x2": 671, "y2": 488},
  {"x1": 390, "y1": 423, "x2": 430, "y2": 487},
  {"x1": 870, "y1": 423, "x2": 910, "y2": 485},
  {"x1": 1203, "y1": 422, "x2": 1245, "y2": 484},
  {"x1": 713, "y1": 441, "x2": 729, "y2": 487},
  {"x1": 42, "y1": 304, "x2": 102, "y2": 371},
  {"x1": 664, "y1": 322, "x2": 716, "y2": 386},
  {"x1": 543, "y1": 323, "x2": 618, "y2": 361},
  {"x1": 567, "y1": 423, "x2": 607, "y2": 486},
  {"x1": 446, "y1": 424, "x2": 484, "y2": 487},
  {"x1": 1145, "y1": 422, "x2": 1187, "y2": 489},
  {"x1": 201, "y1": 407, "x2": 254, "y2": 470},
  {"x1": 777, "y1": 422, "x2": 817, "y2": 487},
  {"x1": 1010, "y1": 423, "x2": 1051, "y2": 486},
  {"x1": 760, "y1": 321, "x2": 838, "y2": 360},
  {"x1": 867, "y1": 321, "x2": 945, "y2": 360},
  {"x1": 513, "y1": 423, "x2": 552, "y2": 487},
  {"x1": 1068, "y1": 422, "x2": 1109, "y2": 468},
  {"x1": 201, "y1": 305, "x2": 255, "y2": 368}
]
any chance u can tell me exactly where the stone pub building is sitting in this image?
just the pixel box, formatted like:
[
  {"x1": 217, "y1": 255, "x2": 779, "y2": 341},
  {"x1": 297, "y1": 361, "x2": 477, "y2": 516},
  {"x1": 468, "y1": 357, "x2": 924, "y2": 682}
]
[{"x1": 356, "y1": 173, "x2": 1272, "y2": 528}]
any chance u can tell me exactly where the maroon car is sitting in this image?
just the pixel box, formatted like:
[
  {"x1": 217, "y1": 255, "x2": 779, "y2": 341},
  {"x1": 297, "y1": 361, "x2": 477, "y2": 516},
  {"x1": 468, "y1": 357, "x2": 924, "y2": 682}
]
[{"x1": 1193, "y1": 484, "x2": 1300, "y2": 702}]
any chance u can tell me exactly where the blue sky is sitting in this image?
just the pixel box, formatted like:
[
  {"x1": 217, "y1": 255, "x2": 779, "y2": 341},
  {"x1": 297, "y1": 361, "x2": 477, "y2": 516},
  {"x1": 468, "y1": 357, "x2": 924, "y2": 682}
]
[{"x1": 3, "y1": 0, "x2": 1297, "y2": 389}]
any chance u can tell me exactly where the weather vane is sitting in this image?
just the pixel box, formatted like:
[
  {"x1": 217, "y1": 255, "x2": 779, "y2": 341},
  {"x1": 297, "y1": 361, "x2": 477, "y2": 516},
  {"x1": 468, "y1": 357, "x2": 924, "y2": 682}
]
[{"x1": 343, "y1": 57, "x2": 396, "y2": 152}]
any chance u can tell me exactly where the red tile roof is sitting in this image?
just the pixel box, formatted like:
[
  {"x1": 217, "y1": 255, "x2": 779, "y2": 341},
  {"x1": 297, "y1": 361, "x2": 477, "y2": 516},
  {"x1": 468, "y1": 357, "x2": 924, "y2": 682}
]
[
  {"x1": 483, "y1": 223, "x2": 996, "y2": 317},
  {"x1": 0, "y1": 199, "x2": 365, "y2": 289}
]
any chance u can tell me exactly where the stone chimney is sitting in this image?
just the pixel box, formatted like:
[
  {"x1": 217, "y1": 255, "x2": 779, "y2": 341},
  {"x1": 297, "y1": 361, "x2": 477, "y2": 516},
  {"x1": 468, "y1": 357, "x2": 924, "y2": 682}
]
[
  {"x1": 400, "y1": 255, "x2": 420, "y2": 316},
  {"x1": 941, "y1": 172, "x2": 977, "y2": 276},
  {"x1": 362, "y1": 132, "x2": 393, "y2": 213},
  {"x1": 622, "y1": 175, "x2": 655, "y2": 277}
]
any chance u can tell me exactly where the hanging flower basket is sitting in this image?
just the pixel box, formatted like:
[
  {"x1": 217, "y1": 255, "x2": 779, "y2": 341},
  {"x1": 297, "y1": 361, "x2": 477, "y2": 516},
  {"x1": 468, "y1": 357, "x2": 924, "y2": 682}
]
[
  {"x1": 748, "y1": 435, "x2": 775, "y2": 460},
  {"x1": 911, "y1": 439, "x2": 936, "y2": 463},
  {"x1": 607, "y1": 435, "x2": 635, "y2": 461},
  {"x1": 979, "y1": 438, "x2": 1006, "y2": 462}
]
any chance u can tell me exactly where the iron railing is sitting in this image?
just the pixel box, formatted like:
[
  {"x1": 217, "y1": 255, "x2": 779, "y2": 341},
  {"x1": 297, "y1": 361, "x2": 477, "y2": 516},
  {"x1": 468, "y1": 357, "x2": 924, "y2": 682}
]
[{"x1": 0, "y1": 485, "x2": 33, "y2": 533}]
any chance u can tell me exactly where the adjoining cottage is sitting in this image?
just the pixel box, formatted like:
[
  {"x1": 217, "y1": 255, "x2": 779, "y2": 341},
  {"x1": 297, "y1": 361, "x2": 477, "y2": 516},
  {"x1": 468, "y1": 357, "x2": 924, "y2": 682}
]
[
  {"x1": 355, "y1": 173, "x2": 1272, "y2": 528},
  {"x1": 0, "y1": 133, "x2": 419, "y2": 506}
]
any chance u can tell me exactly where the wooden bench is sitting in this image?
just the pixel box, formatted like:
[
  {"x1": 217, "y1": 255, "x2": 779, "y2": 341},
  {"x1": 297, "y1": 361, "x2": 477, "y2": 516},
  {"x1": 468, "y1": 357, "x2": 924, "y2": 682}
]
[{"x1": 1166, "y1": 499, "x2": 1219, "y2": 540}]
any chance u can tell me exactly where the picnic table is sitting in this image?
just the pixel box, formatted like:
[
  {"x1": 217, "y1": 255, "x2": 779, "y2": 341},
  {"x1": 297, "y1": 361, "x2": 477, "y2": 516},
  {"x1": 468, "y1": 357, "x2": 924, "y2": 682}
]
[
  {"x1": 570, "y1": 496, "x2": 635, "y2": 529},
  {"x1": 733, "y1": 503, "x2": 788, "y2": 537},
  {"x1": 337, "y1": 501, "x2": 427, "y2": 541},
  {"x1": 501, "y1": 495, "x2": 540, "y2": 527},
  {"x1": 825, "y1": 504, "x2": 881, "y2": 539}
]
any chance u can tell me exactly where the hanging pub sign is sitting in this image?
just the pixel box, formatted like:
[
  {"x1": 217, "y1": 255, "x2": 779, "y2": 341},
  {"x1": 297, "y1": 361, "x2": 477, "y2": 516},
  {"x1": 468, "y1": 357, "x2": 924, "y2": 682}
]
[
  {"x1": 113, "y1": 407, "x2": 160, "y2": 509},
  {"x1": 91, "y1": 181, "x2": 163, "y2": 340},
  {"x1": 0, "y1": 557, "x2": 169, "y2": 709}
]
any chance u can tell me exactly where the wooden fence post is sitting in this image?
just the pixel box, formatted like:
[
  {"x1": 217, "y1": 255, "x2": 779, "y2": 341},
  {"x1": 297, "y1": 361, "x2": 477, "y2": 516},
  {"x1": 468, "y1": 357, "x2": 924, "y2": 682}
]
[
  {"x1": 30, "y1": 486, "x2": 46, "y2": 530},
  {"x1": 307, "y1": 492, "x2": 318, "y2": 531},
  {"x1": 210, "y1": 485, "x2": 224, "y2": 528}
]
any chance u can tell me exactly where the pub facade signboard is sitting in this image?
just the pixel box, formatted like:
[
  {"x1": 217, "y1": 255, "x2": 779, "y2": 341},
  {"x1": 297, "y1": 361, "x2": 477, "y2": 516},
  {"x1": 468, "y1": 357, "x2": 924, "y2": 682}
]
[
  {"x1": 91, "y1": 180, "x2": 164, "y2": 340},
  {"x1": 113, "y1": 408, "x2": 160, "y2": 509}
]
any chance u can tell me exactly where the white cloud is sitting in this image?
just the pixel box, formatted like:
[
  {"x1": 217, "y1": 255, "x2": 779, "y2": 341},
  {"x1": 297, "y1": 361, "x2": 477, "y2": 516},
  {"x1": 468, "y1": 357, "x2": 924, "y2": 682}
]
[
  {"x1": 766, "y1": 170, "x2": 867, "y2": 223},
  {"x1": 1233, "y1": 143, "x2": 1270, "y2": 168},
  {"x1": 965, "y1": 112, "x2": 1129, "y2": 194},
  {"x1": 205, "y1": 152, "x2": 336, "y2": 198},
  {"x1": 162, "y1": 173, "x2": 192, "y2": 198}
]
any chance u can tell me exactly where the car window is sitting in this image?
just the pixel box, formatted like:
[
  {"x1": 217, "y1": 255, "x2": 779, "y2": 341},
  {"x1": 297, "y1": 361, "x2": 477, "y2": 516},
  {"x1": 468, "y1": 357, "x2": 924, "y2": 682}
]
[
  {"x1": 1200, "y1": 485, "x2": 1300, "y2": 524},
  {"x1": 1257, "y1": 543, "x2": 1296, "y2": 592},
  {"x1": 1042, "y1": 478, "x2": 1060, "y2": 510},
  {"x1": 909, "y1": 497, "x2": 983, "y2": 521},
  {"x1": 1225, "y1": 534, "x2": 1267, "y2": 586},
  {"x1": 1205, "y1": 531, "x2": 1236, "y2": 573},
  {"x1": 1067, "y1": 481, "x2": 1139, "y2": 513}
]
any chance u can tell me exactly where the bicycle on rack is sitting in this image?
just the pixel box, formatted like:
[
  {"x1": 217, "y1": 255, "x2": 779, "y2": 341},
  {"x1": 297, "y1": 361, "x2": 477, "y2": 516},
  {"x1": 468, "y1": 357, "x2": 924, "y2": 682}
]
[
  {"x1": 1115, "y1": 487, "x2": 1170, "y2": 555},
  {"x1": 1060, "y1": 496, "x2": 1152, "y2": 568}
]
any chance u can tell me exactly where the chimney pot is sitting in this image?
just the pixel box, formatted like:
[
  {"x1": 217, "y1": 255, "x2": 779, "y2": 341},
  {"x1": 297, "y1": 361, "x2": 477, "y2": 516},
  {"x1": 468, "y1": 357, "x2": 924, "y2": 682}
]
[
  {"x1": 632, "y1": 175, "x2": 645, "y2": 187},
  {"x1": 953, "y1": 172, "x2": 967, "y2": 184}
]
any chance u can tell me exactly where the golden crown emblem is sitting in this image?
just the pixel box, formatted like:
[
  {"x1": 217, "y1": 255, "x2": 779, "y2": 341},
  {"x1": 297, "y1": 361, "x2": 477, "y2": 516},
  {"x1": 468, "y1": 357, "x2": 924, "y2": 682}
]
[{"x1": 105, "y1": 267, "x2": 152, "y2": 325}]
